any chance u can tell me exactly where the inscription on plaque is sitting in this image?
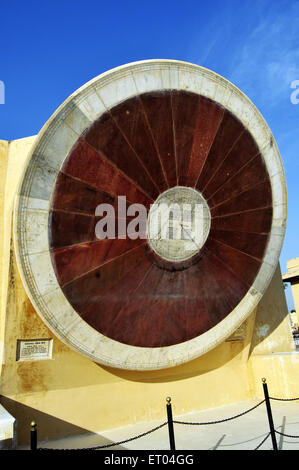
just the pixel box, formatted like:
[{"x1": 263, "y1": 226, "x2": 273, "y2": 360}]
[{"x1": 16, "y1": 339, "x2": 53, "y2": 361}]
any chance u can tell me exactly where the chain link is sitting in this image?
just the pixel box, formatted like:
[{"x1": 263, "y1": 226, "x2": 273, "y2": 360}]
[
  {"x1": 275, "y1": 430, "x2": 299, "y2": 439},
  {"x1": 173, "y1": 400, "x2": 265, "y2": 426},
  {"x1": 253, "y1": 432, "x2": 271, "y2": 450},
  {"x1": 270, "y1": 396, "x2": 299, "y2": 402}
]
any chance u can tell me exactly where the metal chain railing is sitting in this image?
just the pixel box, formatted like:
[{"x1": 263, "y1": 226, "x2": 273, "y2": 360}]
[
  {"x1": 29, "y1": 378, "x2": 299, "y2": 451},
  {"x1": 37, "y1": 421, "x2": 168, "y2": 451},
  {"x1": 275, "y1": 430, "x2": 299, "y2": 439},
  {"x1": 267, "y1": 390, "x2": 299, "y2": 445},
  {"x1": 173, "y1": 399, "x2": 265, "y2": 426},
  {"x1": 253, "y1": 432, "x2": 271, "y2": 450},
  {"x1": 270, "y1": 396, "x2": 299, "y2": 401}
]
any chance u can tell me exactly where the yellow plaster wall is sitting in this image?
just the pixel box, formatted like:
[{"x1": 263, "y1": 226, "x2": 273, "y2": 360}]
[
  {"x1": 283, "y1": 258, "x2": 299, "y2": 325},
  {"x1": 250, "y1": 265, "x2": 295, "y2": 355},
  {"x1": 0, "y1": 137, "x2": 36, "y2": 378},
  {"x1": 287, "y1": 258, "x2": 299, "y2": 272},
  {"x1": 290, "y1": 283, "x2": 299, "y2": 325},
  {"x1": 248, "y1": 265, "x2": 299, "y2": 399},
  {"x1": 0, "y1": 136, "x2": 298, "y2": 446},
  {"x1": 248, "y1": 353, "x2": 299, "y2": 400},
  {"x1": 0, "y1": 139, "x2": 9, "y2": 368}
]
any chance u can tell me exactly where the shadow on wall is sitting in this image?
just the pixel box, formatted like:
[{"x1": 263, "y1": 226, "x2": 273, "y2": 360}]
[
  {"x1": 100, "y1": 339, "x2": 246, "y2": 384},
  {"x1": 0, "y1": 395, "x2": 126, "y2": 449}
]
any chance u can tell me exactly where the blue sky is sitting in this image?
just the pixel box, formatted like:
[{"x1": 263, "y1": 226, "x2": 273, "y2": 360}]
[{"x1": 0, "y1": 0, "x2": 298, "y2": 308}]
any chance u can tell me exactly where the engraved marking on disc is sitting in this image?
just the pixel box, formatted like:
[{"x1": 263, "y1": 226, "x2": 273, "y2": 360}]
[{"x1": 147, "y1": 186, "x2": 211, "y2": 262}]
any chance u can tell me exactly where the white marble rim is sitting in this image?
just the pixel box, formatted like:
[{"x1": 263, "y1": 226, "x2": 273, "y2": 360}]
[{"x1": 13, "y1": 59, "x2": 287, "y2": 370}]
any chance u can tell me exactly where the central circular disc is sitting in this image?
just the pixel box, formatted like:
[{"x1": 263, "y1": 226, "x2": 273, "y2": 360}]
[{"x1": 147, "y1": 186, "x2": 211, "y2": 262}]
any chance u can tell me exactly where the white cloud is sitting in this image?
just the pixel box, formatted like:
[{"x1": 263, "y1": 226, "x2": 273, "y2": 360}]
[{"x1": 229, "y1": 3, "x2": 299, "y2": 107}]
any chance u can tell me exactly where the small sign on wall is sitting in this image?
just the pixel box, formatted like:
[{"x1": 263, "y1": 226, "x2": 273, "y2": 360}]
[{"x1": 16, "y1": 339, "x2": 53, "y2": 361}]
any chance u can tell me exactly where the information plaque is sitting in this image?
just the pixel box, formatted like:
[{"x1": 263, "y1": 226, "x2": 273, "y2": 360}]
[{"x1": 16, "y1": 339, "x2": 53, "y2": 361}]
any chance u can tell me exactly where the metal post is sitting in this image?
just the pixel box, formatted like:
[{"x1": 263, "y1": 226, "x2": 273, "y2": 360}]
[
  {"x1": 262, "y1": 378, "x2": 278, "y2": 450},
  {"x1": 166, "y1": 397, "x2": 176, "y2": 450},
  {"x1": 30, "y1": 421, "x2": 37, "y2": 450}
]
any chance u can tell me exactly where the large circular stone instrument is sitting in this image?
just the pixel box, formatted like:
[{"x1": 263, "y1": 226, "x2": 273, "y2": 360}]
[{"x1": 14, "y1": 60, "x2": 287, "y2": 370}]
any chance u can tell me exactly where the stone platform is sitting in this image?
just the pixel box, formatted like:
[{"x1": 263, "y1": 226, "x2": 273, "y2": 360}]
[{"x1": 17, "y1": 399, "x2": 299, "y2": 451}]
